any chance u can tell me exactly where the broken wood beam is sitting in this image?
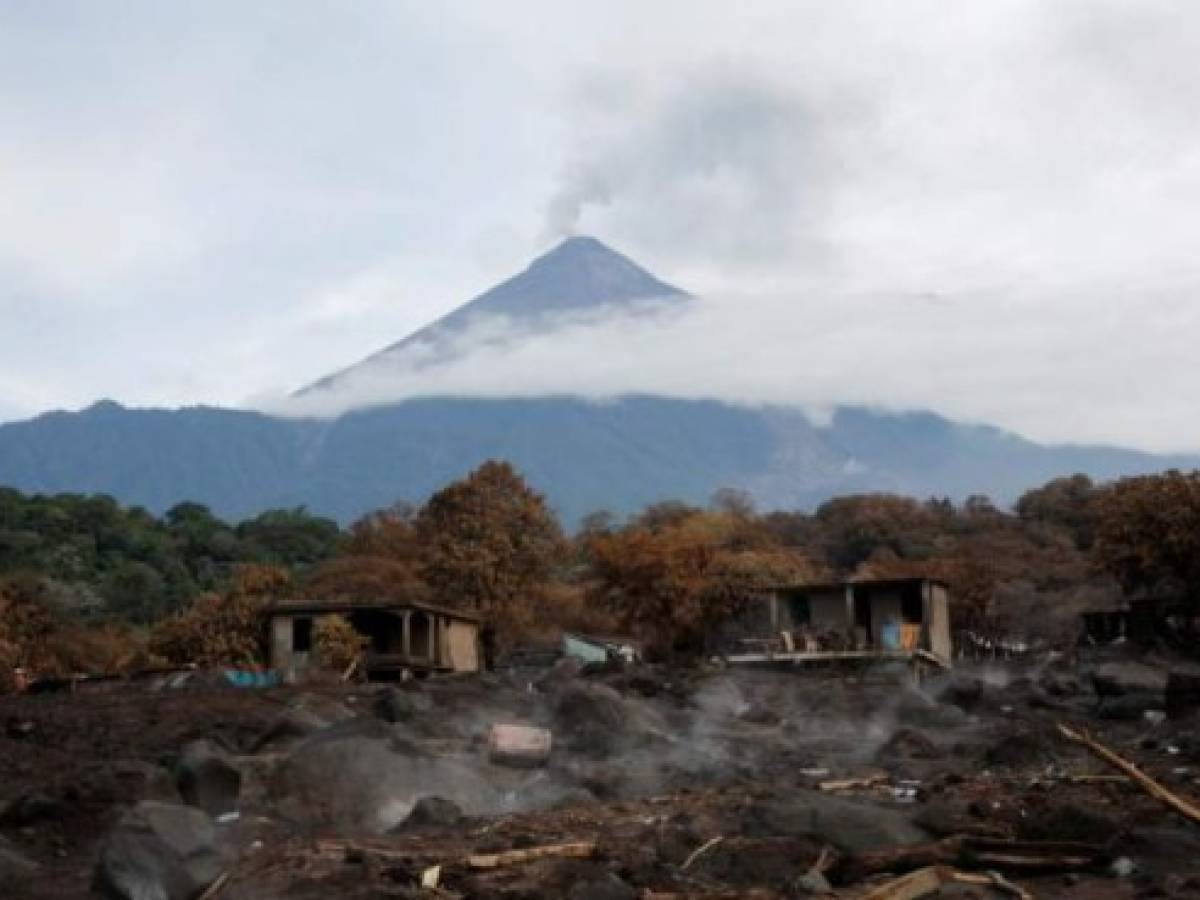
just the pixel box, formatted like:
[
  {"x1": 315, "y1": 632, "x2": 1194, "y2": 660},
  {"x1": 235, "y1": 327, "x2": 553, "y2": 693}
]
[
  {"x1": 196, "y1": 872, "x2": 231, "y2": 900},
  {"x1": 836, "y1": 835, "x2": 1104, "y2": 883},
  {"x1": 951, "y1": 870, "x2": 1034, "y2": 900},
  {"x1": 859, "y1": 866, "x2": 1035, "y2": 900},
  {"x1": 818, "y1": 774, "x2": 889, "y2": 792},
  {"x1": 860, "y1": 866, "x2": 948, "y2": 900},
  {"x1": 466, "y1": 841, "x2": 596, "y2": 869},
  {"x1": 680, "y1": 835, "x2": 725, "y2": 870},
  {"x1": 641, "y1": 890, "x2": 782, "y2": 899},
  {"x1": 1058, "y1": 722, "x2": 1200, "y2": 827}
]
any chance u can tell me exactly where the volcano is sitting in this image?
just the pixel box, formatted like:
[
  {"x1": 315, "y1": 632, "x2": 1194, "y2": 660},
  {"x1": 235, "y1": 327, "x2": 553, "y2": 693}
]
[{"x1": 301, "y1": 236, "x2": 689, "y2": 394}]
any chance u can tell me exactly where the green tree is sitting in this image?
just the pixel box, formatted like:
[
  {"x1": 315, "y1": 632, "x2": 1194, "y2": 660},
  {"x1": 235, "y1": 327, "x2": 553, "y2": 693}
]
[{"x1": 236, "y1": 507, "x2": 341, "y2": 567}]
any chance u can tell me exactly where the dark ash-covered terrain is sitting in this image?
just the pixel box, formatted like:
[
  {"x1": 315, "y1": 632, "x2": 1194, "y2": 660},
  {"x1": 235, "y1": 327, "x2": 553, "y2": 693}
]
[{"x1": 3, "y1": 654, "x2": 1200, "y2": 899}]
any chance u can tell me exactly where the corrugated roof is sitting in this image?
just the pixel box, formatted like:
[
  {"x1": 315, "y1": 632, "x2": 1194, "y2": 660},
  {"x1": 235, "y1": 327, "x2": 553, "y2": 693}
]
[
  {"x1": 267, "y1": 596, "x2": 482, "y2": 622},
  {"x1": 757, "y1": 576, "x2": 949, "y2": 593}
]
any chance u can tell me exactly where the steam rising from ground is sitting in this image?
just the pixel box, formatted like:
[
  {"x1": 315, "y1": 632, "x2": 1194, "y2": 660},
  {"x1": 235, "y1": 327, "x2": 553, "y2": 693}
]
[{"x1": 265, "y1": 274, "x2": 1200, "y2": 452}]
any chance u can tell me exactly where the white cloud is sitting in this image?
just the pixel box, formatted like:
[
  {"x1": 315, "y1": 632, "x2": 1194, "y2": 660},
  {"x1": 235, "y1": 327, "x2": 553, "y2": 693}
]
[
  {"x1": 270, "y1": 270, "x2": 1200, "y2": 453},
  {"x1": 1, "y1": 1, "x2": 1200, "y2": 454}
]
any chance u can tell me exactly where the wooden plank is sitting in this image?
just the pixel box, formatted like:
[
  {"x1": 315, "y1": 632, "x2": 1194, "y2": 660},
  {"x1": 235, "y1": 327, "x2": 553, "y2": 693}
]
[
  {"x1": 860, "y1": 866, "x2": 948, "y2": 900},
  {"x1": 467, "y1": 841, "x2": 596, "y2": 869},
  {"x1": 1058, "y1": 723, "x2": 1200, "y2": 826}
]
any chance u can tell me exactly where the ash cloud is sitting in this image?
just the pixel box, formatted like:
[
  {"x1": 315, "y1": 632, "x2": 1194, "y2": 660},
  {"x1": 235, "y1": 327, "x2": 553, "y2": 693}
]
[{"x1": 541, "y1": 69, "x2": 860, "y2": 268}]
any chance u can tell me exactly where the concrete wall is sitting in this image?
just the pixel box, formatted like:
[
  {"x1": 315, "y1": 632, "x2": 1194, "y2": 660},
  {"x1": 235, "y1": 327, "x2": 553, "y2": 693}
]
[
  {"x1": 446, "y1": 620, "x2": 480, "y2": 672},
  {"x1": 270, "y1": 608, "x2": 481, "y2": 678},
  {"x1": 927, "y1": 582, "x2": 953, "y2": 662},
  {"x1": 271, "y1": 613, "x2": 318, "y2": 682}
]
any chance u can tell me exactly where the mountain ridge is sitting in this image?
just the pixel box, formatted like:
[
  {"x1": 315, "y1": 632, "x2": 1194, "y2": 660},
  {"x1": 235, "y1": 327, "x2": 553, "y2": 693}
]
[
  {"x1": 0, "y1": 395, "x2": 1193, "y2": 527},
  {"x1": 1, "y1": 238, "x2": 1195, "y2": 526}
]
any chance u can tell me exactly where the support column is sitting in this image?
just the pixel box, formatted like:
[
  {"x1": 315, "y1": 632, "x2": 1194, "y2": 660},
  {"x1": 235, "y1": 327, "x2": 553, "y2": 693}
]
[{"x1": 845, "y1": 584, "x2": 856, "y2": 645}]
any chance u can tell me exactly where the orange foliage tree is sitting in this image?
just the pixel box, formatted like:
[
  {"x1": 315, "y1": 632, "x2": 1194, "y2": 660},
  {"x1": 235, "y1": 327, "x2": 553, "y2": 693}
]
[
  {"x1": 1094, "y1": 470, "x2": 1200, "y2": 614},
  {"x1": 586, "y1": 511, "x2": 818, "y2": 657},
  {"x1": 415, "y1": 461, "x2": 566, "y2": 621},
  {"x1": 304, "y1": 503, "x2": 429, "y2": 604},
  {"x1": 149, "y1": 563, "x2": 289, "y2": 667}
]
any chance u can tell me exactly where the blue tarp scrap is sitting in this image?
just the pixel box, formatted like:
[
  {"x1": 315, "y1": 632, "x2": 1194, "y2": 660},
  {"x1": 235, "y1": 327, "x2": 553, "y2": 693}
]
[{"x1": 222, "y1": 669, "x2": 281, "y2": 688}]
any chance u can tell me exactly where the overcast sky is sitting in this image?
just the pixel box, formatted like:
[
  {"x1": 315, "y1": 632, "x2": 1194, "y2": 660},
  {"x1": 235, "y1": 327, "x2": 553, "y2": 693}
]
[{"x1": 3, "y1": 2, "x2": 1199, "y2": 450}]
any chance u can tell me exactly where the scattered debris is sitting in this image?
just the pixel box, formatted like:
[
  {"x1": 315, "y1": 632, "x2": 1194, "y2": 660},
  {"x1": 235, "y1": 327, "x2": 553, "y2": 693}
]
[{"x1": 1058, "y1": 722, "x2": 1200, "y2": 826}]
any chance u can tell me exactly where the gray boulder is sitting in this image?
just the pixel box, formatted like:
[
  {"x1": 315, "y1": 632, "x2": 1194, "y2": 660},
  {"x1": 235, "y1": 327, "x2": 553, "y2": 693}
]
[
  {"x1": 567, "y1": 874, "x2": 636, "y2": 900},
  {"x1": 95, "y1": 801, "x2": 226, "y2": 900},
  {"x1": 373, "y1": 686, "x2": 434, "y2": 723},
  {"x1": 390, "y1": 795, "x2": 463, "y2": 831},
  {"x1": 1098, "y1": 694, "x2": 1164, "y2": 721},
  {"x1": 745, "y1": 791, "x2": 928, "y2": 854},
  {"x1": 552, "y1": 681, "x2": 670, "y2": 757},
  {"x1": 894, "y1": 689, "x2": 968, "y2": 728},
  {"x1": 175, "y1": 740, "x2": 241, "y2": 817},
  {"x1": 271, "y1": 733, "x2": 500, "y2": 832},
  {"x1": 250, "y1": 693, "x2": 356, "y2": 752},
  {"x1": 1090, "y1": 661, "x2": 1168, "y2": 698},
  {"x1": 0, "y1": 837, "x2": 38, "y2": 876},
  {"x1": 935, "y1": 674, "x2": 985, "y2": 710}
]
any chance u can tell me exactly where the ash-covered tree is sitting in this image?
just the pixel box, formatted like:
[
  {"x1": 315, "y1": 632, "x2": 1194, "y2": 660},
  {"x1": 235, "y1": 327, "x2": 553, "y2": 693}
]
[
  {"x1": 1094, "y1": 470, "x2": 1200, "y2": 617},
  {"x1": 812, "y1": 494, "x2": 940, "y2": 570},
  {"x1": 304, "y1": 501, "x2": 429, "y2": 603},
  {"x1": 149, "y1": 564, "x2": 289, "y2": 667},
  {"x1": 1016, "y1": 474, "x2": 1098, "y2": 549},
  {"x1": 586, "y1": 510, "x2": 818, "y2": 658},
  {"x1": 415, "y1": 461, "x2": 566, "y2": 621}
]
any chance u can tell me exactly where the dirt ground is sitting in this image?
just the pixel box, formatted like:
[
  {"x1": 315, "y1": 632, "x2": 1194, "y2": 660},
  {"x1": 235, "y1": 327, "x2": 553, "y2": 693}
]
[{"x1": 3, "y1": 653, "x2": 1200, "y2": 899}]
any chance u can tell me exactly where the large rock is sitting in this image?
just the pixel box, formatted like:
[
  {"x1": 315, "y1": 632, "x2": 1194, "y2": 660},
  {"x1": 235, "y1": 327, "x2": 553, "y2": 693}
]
[
  {"x1": 1166, "y1": 672, "x2": 1200, "y2": 718},
  {"x1": 373, "y1": 686, "x2": 434, "y2": 723},
  {"x1": 934, "y1": 674, "x2": 986, "y2": 710},
  {"x1": 552, "y1": 681, "x2": 669, "y2": 757},
  {"x1": 984, "y1": 731, "x2": 1052, "y2": 769},
  {"x1": 390, "y1": 796, "x2": 463, "y2": 831},
  {"x1": 95, "y1": 801, "x2": 226, "y2": 900},
  {"x1": 1017, "y1": 803, "x2": 1120, "y2": 844},
  {"x1": 567, "y1": 874, "x2": 636, "y2": 900},
  {"x1": 271, "y1": 732, "x2": 501, "y2": 832},
  {"x1": 893, "y1": 690, "x2": 968, "y2": 729},
  {"x1": 1090, "y1": 662, "x2": 1168, "y2": 698},
  {"x1": 250, "y1": 693, "x2": 356, "y2": 752},
  {"x1": 0, "y1": 837, "x2": 38, "y2": 878},
  {"x1": 2, "y1": 761, "x2": 177, "y2": 827},
  {"x1": 876, "y1": 728, "x2": 941, "y2": 762},
  {"x1": 1098, "y1": 694, "x2": 1164, "y2": 721},
  {"x1": 175, "y1": 740, "x2": 241, "y2": 817},
  {"x1": 744, "y1": 792, "x2": 928, "y2": 854}
]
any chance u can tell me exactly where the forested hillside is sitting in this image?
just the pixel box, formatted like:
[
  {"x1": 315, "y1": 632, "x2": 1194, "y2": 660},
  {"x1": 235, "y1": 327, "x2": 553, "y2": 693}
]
[
  {"x1": 2, "y1": 397, "x2": 1195, "y2": 528},
  {"x1": 5, "y1": 463, "x2": 1199, "y2": 681}
]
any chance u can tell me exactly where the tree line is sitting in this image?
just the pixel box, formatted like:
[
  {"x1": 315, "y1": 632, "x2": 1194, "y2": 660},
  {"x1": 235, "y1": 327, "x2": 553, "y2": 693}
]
[{"x1": 2, "y1": 463, "x2": 1199, "y2": 678}]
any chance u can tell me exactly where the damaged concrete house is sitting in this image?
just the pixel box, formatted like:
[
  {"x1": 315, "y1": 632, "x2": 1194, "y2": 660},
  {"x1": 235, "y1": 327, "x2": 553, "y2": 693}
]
[
  {"x1": 715, "y1": 577, "x2": 953, "y2": 670},
  {"x1": 267, "y1": 597, "x2": 482, "y2": 681}
]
